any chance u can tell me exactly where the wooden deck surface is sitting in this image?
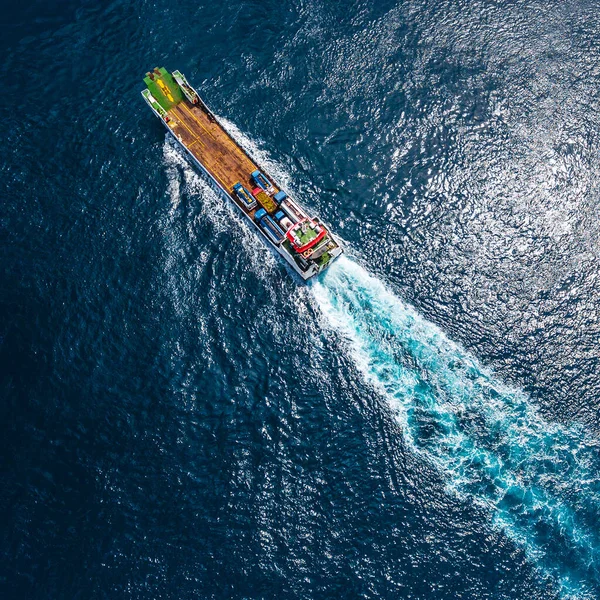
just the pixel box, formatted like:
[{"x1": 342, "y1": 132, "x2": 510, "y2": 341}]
[{"x1": 166, "y1": 100, "x2": 274, "y2": 203}]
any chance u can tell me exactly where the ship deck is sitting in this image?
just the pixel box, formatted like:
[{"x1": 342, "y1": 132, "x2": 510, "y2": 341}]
[{"x1": 166, "y1": 100, "x2": 277, "y2": 209}]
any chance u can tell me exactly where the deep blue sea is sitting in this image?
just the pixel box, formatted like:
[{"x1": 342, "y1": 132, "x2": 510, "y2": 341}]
[{"x1": 3, "y1": 1, "x2": 600, "y2": 598}]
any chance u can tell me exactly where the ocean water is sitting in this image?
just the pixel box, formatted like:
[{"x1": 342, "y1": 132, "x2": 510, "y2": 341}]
[{"x1": 2, "y1": 1, "x2": 600, "y2": 599}]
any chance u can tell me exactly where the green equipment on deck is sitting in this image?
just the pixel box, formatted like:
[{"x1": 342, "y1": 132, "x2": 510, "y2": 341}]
[{"x1": 143, "y1": 67, "x2": 184, "y2": 111}]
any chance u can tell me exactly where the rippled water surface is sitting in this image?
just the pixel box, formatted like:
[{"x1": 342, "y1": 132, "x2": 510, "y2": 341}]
[{"x1": 3, "y1": 1, "x2": 600, "y2": 598}]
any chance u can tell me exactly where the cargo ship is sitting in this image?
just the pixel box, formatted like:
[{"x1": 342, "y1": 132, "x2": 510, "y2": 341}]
[{"x1": 142, "y1": 67, "x2": 343, "y2": 280}]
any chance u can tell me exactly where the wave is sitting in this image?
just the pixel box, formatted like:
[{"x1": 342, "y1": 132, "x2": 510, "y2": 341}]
[
  {"x1": 160, "y1": 121, "x2": 600, "y2": 597},
  {"x1": 312, "y1": 256, "x2": 600, "y2": 599}
]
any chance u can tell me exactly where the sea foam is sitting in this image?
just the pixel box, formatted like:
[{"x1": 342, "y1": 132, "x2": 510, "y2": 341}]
[{"x1": 312, "y1": 256, "x2": 600, "y2": 599}]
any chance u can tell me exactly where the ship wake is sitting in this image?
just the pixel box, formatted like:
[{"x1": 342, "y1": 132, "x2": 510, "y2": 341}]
[
  {"x1": 312, "y1": 256, "x2": 600, "y2": 599},
  {"x1": 161, "y1": 122, "x2": 600, "y2": 597}
]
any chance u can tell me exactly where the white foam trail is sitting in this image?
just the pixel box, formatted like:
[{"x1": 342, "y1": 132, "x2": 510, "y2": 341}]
[{"x1": 312, "y1": 256, "x2": 600, "y2": 598}]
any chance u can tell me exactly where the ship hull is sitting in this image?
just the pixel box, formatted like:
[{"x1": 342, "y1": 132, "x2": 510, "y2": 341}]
[{"x1": 142, "y1": 72, "x2": 343, "y2": 281}]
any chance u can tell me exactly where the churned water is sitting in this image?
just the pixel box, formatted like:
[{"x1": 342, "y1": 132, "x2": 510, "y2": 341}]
[
  {"x1": 313, "y1": 258, "x2": 600, "y2": 598},
  {"x1": 3, "y1": 1, "x2": 600, "y2": 599}
]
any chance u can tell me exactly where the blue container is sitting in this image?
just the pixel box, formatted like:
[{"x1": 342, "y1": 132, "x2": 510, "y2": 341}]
[
  {"x1": 274, "y1": 191, "x2": 287, "y2": 204},
  {"x1": 233, "y1": 182, "x2": 257, "y2": 209},
  {"x1": 251, "y1": 170, "x2": 272, "y2": 192}
]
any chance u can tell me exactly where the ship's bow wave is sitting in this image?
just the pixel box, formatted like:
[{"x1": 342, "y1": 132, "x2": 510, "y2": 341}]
[{"x1": 312, "y1": 256, "x2": 600, "y2": 598}]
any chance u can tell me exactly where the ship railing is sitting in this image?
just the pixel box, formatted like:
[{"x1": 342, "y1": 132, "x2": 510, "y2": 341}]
[
  {"x1": 142, "y1": 89, "x2": 169, "y2": 120},
  {"x1": 172, "y1": 70, "x2": 201, "y2": 105}
]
